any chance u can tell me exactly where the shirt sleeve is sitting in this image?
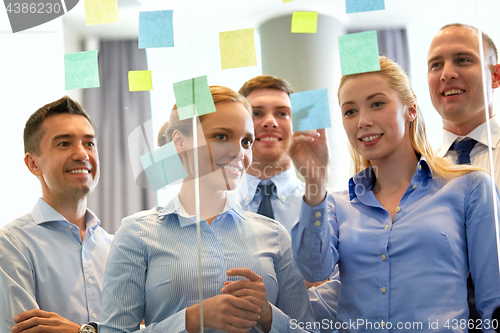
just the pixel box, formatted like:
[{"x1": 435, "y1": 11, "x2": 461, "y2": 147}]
[
  {"x1": 291, "y1": 194, "x2": 339, "y2": 282},
  {"x1": 0, "y1": 230, "x2": 40, "y2": 332},
  {"x1": 307, "y1": 267, "x2": 340, "y2": 333},
  {"x1": 99, "y1": 217, "x2": 189, "y2": 333},
  {"x1": 269, "y1": 224, "x2": 320, "y2": 333},
  {"x1": 465, "y1": 172, "x2": 500, "y2": 331}
]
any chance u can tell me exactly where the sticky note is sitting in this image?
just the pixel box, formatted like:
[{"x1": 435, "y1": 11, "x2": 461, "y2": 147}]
[
  {"x1": 84, "y1": 0, "x2": 119, "y2": 25},
  {"x1": 140, "y1": 142, "x2": 187, "y2": 191},
  {"x1": 282, "y1": 0, "x2": 295, "y2": 3},
  {"x1": 64, "y1": 50, "x2": 100, "y2": 90},
  {"x1": 129, "y1": 71, "x2": 152, "y2": 91},
  {"x1": 338, "y1": 30, "x2": 380, "y2": 75},
  {"x1": 290, "y1": 89, "x2": 331, "y2": 131},
  {"x1": 291, "y1": 12, "x2": 318, "y2": 33},
  {"x1": 219, "y1": 28, "x2": 257, "y2": 69},
  {"x1": 173, "y1": 75, "x2": 216, "y2": 120},
  {"x1": 139, "y1": 10, "x2": 174, "y2": 49},
  {"x1": 346, "y1": 0, "x2": 385, "y2": 14}
]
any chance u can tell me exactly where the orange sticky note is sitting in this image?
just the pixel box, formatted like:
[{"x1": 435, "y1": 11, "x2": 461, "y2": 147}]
[
  {"x1": 84, "y1": 0, "x2": 119, "y2": 25},
  {"x1": 128, "y1": 71, "x2": 152, "y2": 91},
  {"x1": 219, "y1": 28, "x2": 257, "y2": 70}
]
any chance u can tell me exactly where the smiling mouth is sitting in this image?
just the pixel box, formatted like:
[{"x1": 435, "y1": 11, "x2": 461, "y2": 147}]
[
  {"x1": 443, "y1": 89, "x2": 465, "y2": 97},
  {"x1": 68, "y1": 169, "x2": 90, "y2": 174},
  {"x1": 360, "y1": 134, "x2": 382, "y2": 142},
  {"x1": 258, "y1": 137, "x2": 281, "y2": 142}
]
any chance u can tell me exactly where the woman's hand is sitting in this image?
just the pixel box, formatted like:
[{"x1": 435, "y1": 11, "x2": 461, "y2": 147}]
[
  {"x1": 221, "y1": 268, "x2": 272, "y2": 332},
  {"x1": 186, "y1": 293, "x2": 261, "y2": 333},
  {"x1": 289, "y1": 129, "x2": 329, "y2": 206}
]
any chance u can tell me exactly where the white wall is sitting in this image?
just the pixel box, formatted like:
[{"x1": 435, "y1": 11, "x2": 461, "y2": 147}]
[{"x1": 0, "y1": 13, "x2": 65, "y2": 225}]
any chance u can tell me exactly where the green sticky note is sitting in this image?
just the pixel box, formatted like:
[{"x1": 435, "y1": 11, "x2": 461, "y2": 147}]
[
  {"x1": 291, "y1": 12, "x2": 318, "y2": 33},
  {"x1": 173, "y1": 75, "x2": 216, "y2": 120},
  {"x1": 84, "y1": 0, "x2": 119, "y2": 25},
  {"x1": 338, "y1": 30, "x2": 380, "y2": 75},
  {"x1": 64, "y1": 50, "x2": 100, "y2": 90},
  {"x1": 140, "y1": 142, "x2": 187, "y2": 191},
  {"x1": 219, "y1": 28, "x2": 258, "y2": 70},
  {"x1": 129, "y1": 70, "x2": 152, "y2": 91},
  {"x1": 290, "y1": 89, "x2": 331, "y2": 131}
]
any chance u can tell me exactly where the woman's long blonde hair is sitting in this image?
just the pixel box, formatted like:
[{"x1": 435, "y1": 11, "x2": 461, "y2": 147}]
[{"x1": 338, "y1": 56, "x2": 482, "y2": 179}]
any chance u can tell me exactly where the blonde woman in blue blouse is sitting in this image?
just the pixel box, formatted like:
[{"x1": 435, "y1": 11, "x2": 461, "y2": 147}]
[
  {"x1": 291, "y1": 57, "x2": 500, "y2": 332},
  {"x1": 100, "y1": 86, "x2": 318, "y2": 333}
]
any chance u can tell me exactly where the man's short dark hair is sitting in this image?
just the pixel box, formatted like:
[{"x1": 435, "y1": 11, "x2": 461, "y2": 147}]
[
  {"x1": 24, "y1": 96, "x2": 94, "y2": 155},
  {"x1": 239, "y1": 75, "x2": 294, "y2": 98},
  {"x1": 441, "y1": 23, "x2": 498, "y2": 68}
]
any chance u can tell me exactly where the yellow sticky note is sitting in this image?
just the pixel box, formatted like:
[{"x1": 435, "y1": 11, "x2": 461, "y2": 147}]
[
  {"x1": 219, "y1": 28, "x2": 257, "y2": 70},
  {"x1": 283, "y1": 0, "x2": 295, "y2": 3},
  {"x1": 84, "y1": 0, "x2": 119, "y2": 25},
  {"x1": 128, "y1": 71, "x2": 152, "y2": 91},
  {"x1": 291, "y1": 12, "x2": 318, "y2": 33}
]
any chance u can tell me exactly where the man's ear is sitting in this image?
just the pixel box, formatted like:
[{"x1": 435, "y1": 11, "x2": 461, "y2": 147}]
[
  {"x1": 24, "y1": 153, "x2": 42, "y2": 177},
  {"x1": 492, "y1": 64, "x2": 500, "y2": 89}
]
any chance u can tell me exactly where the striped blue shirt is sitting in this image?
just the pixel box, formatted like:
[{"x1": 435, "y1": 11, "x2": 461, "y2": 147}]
[
  {"x1": 0, "y1": 198, "x2": 112, "y2": 331},
  {"x1": 100, "y1": 195, "x2": 318, "y2": 333}
]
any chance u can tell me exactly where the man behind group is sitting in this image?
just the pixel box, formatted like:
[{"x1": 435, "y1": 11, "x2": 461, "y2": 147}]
[
  {"x1": 236, "y1": 75, "x2": 339, "y2": 331},
  {"x1": 427, "y1": 23, "x2": 500, "y2": 329},
  {"x1": 0, "y1": 96, "x2": 112, "y2": 333}
]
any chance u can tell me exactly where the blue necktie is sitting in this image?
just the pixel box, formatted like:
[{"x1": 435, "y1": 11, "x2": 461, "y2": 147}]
[
  {"x1": 450, "y1": 138, "x2": 477, "y2": 165},
  {"x1": 257, "y1": 182, "x2": 275, "y2": 219}
]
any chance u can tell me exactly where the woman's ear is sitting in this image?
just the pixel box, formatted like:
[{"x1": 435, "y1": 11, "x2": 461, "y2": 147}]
[
  {"x1": 172, "y1": 130, "x2": 185, "y2": 154},
  {"x1": 406, "y1": 104, "x2": 417, "y2": 123}
]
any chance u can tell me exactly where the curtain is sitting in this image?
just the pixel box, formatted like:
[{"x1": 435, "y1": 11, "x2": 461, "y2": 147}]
[{"x1": 84, "y1": 39, "x2": 156, "y2": 233}]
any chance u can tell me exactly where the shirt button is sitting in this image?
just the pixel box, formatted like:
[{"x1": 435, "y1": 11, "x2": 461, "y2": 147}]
[
  {"x1": 418, "y1": 165, "x2": 422, "y2": 171},
  {"x1": 382, "y1": 321, "x2": 386, "y2": 328},
  {"x1": 412, "y1": 184, "x2": 417, "y2": 190},
  {"x1": 88, "y1": 278, "x2": 93, "y2": 283},
  {"x1": 281, "y1": 195, "x2": 285, "y2": 200},
  {"x1": 381, "y1": 254, "x2": 386, "y2": 261},
  {"x1": 92, "y1": 313, "x2": 97, "y2": 318},
  {"x1": 381, "y1": 287, "x2": 387, "y2": 293},
  {"x1": 246, "y1": 197, "x2": 250, "y2": 201},
  {"x1": 395, "y1": 207, "x2": 401, "y2": 213},
  {"x1": 384, "y1": 225, "x2": 389, "y2": 230},
  {"x1": 314, "y1": 220, "x2": 321, "y2": 227},
  {"x1": 315, "y1": 212, "x2": 321, "y2": 217}
]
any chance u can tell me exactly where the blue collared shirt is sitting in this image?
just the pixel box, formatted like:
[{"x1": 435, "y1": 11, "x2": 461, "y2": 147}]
[
  {"x1": 235, "y1": 168, "x2": 305, "y2": 233},
  {"x1": 100, "y1": 195, "x2": 318, "y2": 333},
  {"x1": 0, "y1": 198, "x2": 113, "y2": 331},
  {"x1": 292, "y1": 159, "x2": 500, "y2": 332},
  {"x1": 236, "y1": 168, "x2": 340, "y2": 332}
]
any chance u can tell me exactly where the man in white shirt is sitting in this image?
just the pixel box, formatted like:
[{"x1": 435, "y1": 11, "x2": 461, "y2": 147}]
[
  {"x1": 0, "y1": 96, "x2": 112, "y2": 333},
  {"x1": 236, "y1": 75, "x2": 339, "y2": 332},
  {"x1": 427, "y1": 23, "x2": 500, "y2": 184},
  {"x1": 427, "y1": 23, "x2": 500, "y2": 329}
]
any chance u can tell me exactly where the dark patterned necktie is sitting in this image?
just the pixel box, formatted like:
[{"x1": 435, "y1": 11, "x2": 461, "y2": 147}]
[
  {"x1": 450, "y1": 138, "x2": 477, "y2": 165},
  {"x1": 257, "y1": 182, "x2": 275, "y2": 219}
]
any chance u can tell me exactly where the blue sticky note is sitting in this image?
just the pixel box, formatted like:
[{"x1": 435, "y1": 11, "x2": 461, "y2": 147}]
[
  {"x1": 290, "y1": 89, "x2": 331, "y2": 131},
  {"x1": 64, "y1": 50, "x2": 100, "y2": 90},
  {"x1": 338, "y1": 30, "x2": 380, "y2": 75},
  {"x1": 173, "y1": 75, "x2": 216, "y2": 120},
  {"x1": 139, "y1": 10, "x2": 174, "y2": 49},
  {"x1": 346, "y1": 0, "x2": 385, "y2": 13},
  {"x1": 140, "y1": 142, "x2": 187, "y2": 191}
]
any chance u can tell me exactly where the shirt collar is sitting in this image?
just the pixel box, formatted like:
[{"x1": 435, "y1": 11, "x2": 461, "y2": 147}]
[
  {"x1": 238, "y1": 167, "x2": 302, "y2": 205},
  {"x1": 31, "y1": 198, "x2": 101, "y2": 231},
  {"x1": 348, "y1": 157, "x2": 432, "y2": 201},
  {"x1": 438, "y1": 114, "x2": 500, "y2": 157},
  {"x1": 159, "y1": 194, "x2": 246, "y2": 227}
]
